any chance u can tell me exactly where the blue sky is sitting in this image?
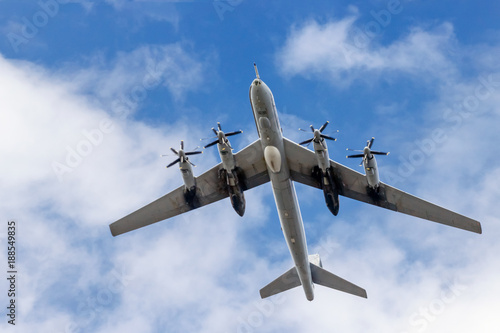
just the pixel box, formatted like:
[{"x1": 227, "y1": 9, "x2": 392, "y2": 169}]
[{"x1": 1, "y1": 1, "x2": 499, "y2": 332}]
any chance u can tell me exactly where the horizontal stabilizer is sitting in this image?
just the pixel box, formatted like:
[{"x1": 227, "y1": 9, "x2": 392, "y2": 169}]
[
  {"x1": 310, "y1": 263, "x2": 367, "y2": 298},
  {"x1": 260, "y1": 260, "x2": 367, "y2": 300},
  {"x1": 260, "y1": 267, "x2": 301, "y2": 299}
]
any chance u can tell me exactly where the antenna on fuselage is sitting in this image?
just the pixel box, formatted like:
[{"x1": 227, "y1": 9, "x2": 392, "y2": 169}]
[{"x1": 254, "y1": 63, "x2": 260, "y2": 79}]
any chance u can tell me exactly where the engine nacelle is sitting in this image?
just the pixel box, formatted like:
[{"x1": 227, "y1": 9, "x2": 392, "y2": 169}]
[
  {"x1": 346, "y1": 139, "x2": 388, "y2": 189},
  {"x1": 183, "y1": 185, "x2": 200, "y2": 209},
  {"x1": 363, "y1": 154, "x2": 380, "y2": 189},
  {"x1": 228, "y1": 185, "x2": 246, "y2": 217},
  {"x1": 180, "y1": 167, "x2": 196, "y2": 190},
  {"x1": 314, "y1": 166, "x2": 339, "y2": 216},
  {"x1": 220, "y1": 168, "x2": 246, "y2": 216}
]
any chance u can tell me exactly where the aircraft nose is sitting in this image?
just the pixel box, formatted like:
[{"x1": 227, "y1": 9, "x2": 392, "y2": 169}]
[{"x1": 250, "y1": 78, "x2": 270, "y2": 102}]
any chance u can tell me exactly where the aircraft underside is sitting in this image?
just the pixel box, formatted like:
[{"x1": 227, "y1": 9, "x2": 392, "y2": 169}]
[{"x1": 109, "y1": 65, "x2": 481, "y2": 302}]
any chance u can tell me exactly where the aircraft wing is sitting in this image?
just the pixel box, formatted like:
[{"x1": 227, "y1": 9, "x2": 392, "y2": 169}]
[
  {"x1": 283, "y1": 138, "x2": 482, "y2": 234},
  {"x1": 110, "y1": 139, "x2": 269, "y2": 236}
]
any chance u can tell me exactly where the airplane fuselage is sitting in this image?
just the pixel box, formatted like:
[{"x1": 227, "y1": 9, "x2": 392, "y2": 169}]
[{"x1": 249, "y1": 78, "x2": 315, "y2": 301}]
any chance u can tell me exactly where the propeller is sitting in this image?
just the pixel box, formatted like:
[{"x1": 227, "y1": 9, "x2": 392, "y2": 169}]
[
  {"x1": 346, "y1": 137, "x2": 389, "y2": 165},
  {"x1": 203, "y1": 122, "x2": 243, "y2": 149},
  {"x1": 298, "y1": 121, "x2": 338, "y2": 146},
  {"x1": 164, "y1": 140, "x2": 202, "y2": 168}
]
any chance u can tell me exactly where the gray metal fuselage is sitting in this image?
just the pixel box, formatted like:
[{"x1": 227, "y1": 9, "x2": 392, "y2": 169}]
[{"x1": 249, "y1": 78, "x2": 314, "y2": 301}]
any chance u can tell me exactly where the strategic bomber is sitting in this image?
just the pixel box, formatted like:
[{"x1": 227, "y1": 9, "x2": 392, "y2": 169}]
[{"x1": 110, "y1": 64, "x2": 481, "y2": 301}]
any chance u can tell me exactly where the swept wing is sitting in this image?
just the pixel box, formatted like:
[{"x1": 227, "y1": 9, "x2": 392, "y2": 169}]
[
  {"x1": 283, "y1": 138, "x2": 482, "y2": 234},
  {"x1": 110, "y1": 139, "x2": 269, "y2": 236}
]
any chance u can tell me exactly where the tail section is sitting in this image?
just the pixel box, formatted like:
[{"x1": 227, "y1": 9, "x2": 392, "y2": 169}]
[
  {"x1": 310, "y1": 262, "x2": 367, "y2": 298},
  {"x1": 259, "y1": 266, "x2": 301, "y2": 299},
  {"x1": 260, "y1": 254, "x2": 367, "y2": 300}
]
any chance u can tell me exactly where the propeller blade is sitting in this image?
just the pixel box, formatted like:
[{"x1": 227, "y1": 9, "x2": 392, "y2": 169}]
[
  {"x1": 180, "y1": 140, "x2": 184, "y2": 150},
  {"x1": 346, "y1": 154, "x2": 365, "y2": 158},
  {"x1": 200, "y1": 135, "x2": 217, "y2": 141},
  {"x1": 298, "y1": 128, "x2": 308, "y2": 132},
  {"x1": 319, "y1": 121, "x2": 329, "y2": 133},
  {"x1": 204, "y1": 140, "x2": 219, "y2": 149},
  {"x1": 188, "y1": 160, "x2": 196, "y2": 167},
  {"x1": 371, "y1": 151, "x2": 390, "y2": 155},
  {"x1": 170, "y1": 148, "x2": 178, "y2": 155},
  {"x1": 320, "y1": 134, "x2": 336, "y2": 141},
  {"x1": 166, "y1": 158, "x2": 181, "y2": 168},
  {"x1": 212, "y1": 127, "x2": 218, "y2": 135},
  {"x1": 299, "y1": 138, "x2": 314, "y2": 146},
  {"x1": 217, "y1": 122, "x2": 222, "y2": 131},
  {"x1": 346, "y1": 148, "x2": 363, "y2": 152},
  {"x1": 225, "y1": 130, "x2": 243, "y2": 137},
  {"x1": 309, "y1": 125, "x2": 315, "y2": 132},
  {"x1": 185, "y1": 151, "x2": 203, "y2": 156},
  {"x1": 368, "y1": 137, "x2": 375, "y2": 148}
]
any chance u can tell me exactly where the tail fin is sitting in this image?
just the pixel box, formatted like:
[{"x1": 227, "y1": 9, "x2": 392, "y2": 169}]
[{"x1": 260, "y1": 255, "x2": 367, "y2": 299}]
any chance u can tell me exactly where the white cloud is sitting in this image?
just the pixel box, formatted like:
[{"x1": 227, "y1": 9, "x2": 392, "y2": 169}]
[
  {"x1": 0, "y1": 45, "x2": 227, "y2": 332},
  {"x1": 57, "y1": 43, "x2": 210, "y2": 114},
  {"x1": 1, "y1": 17, "x2": 500, "y2": 333},
  {"x1": 276, "y1": 16, "x2": 458, "y2": 86},
  {"x1": 0, "y1": 39, "x2": 291, "y2": 332},
  {"x1": 272, "y1": 15, "x2": 500, "y2": 333}
]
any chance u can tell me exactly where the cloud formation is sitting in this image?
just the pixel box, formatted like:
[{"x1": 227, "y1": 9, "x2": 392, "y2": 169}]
[
  {"x1": 0, "y1": 44, "x2": 228, "y2": 332},
  {"x1": 1, "y1": 11, "x2": 500, "y2": 333},
  {"x1": 276, "y1": 16, "x2": 458, "y2": 86},
  {"x1": 272, "y1": 14, "x2": 500, "y2": 333}
]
